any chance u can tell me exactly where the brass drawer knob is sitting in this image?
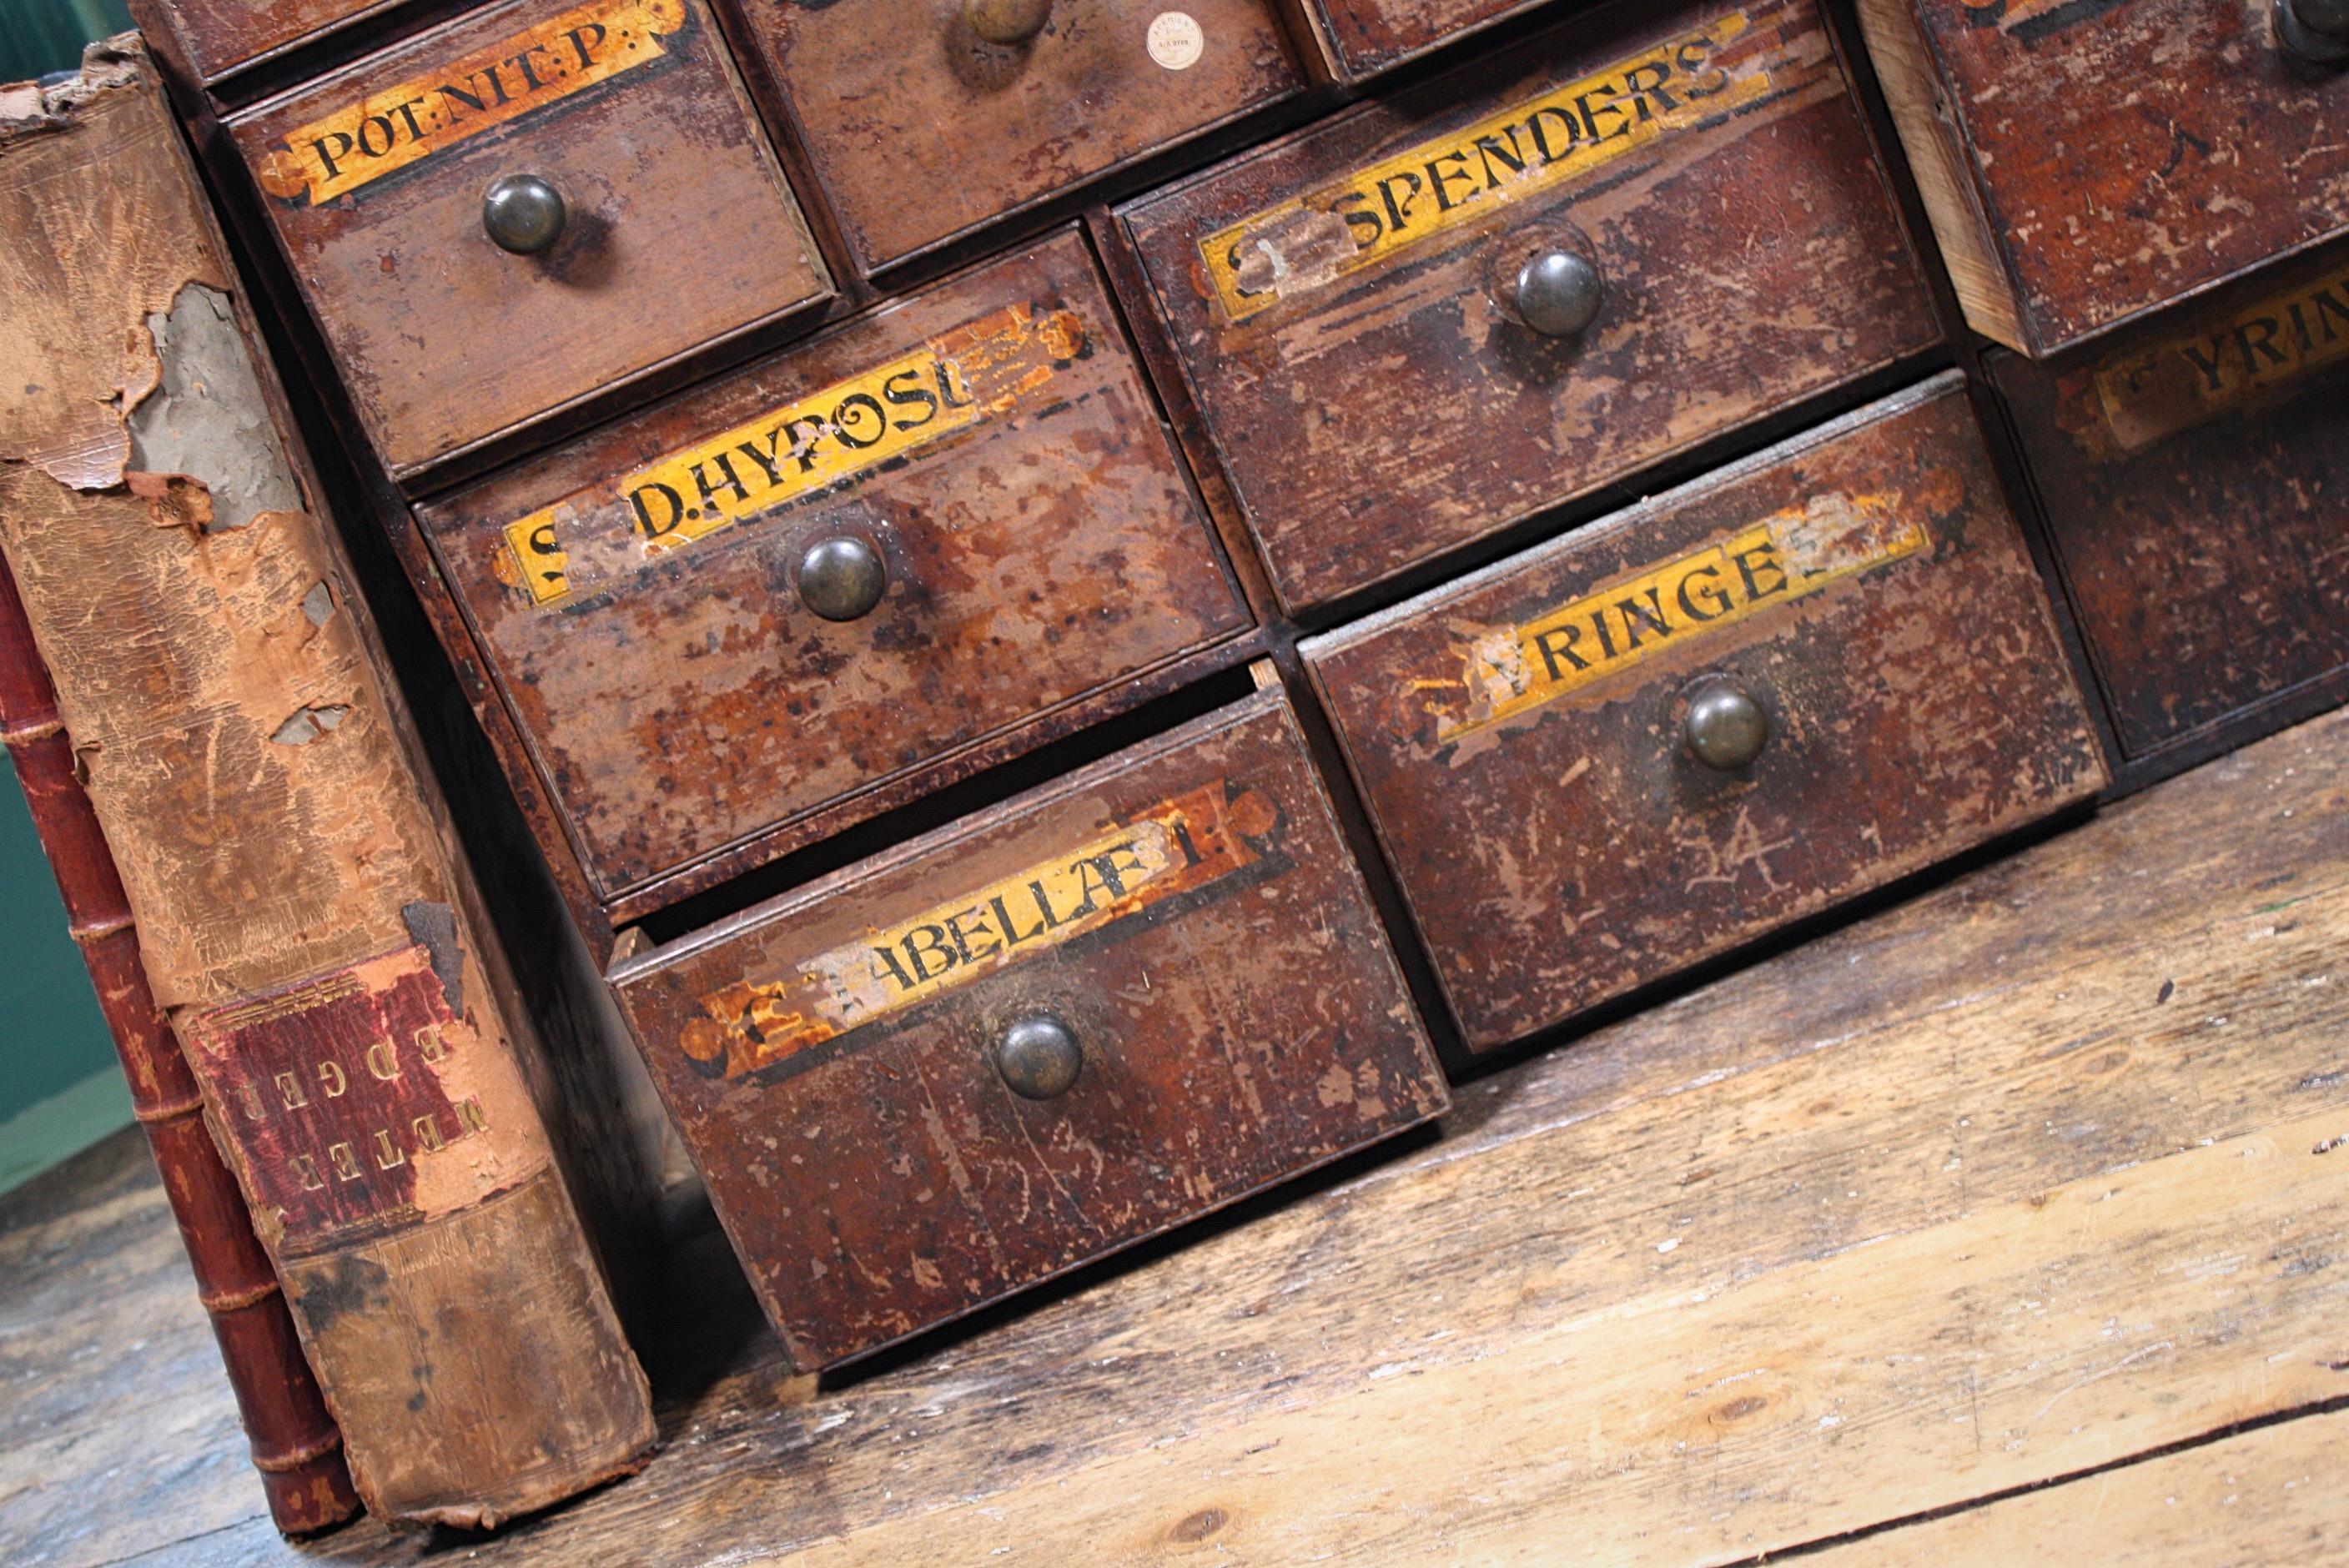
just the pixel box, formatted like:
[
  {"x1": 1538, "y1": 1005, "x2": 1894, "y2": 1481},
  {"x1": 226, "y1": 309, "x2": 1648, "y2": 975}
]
[
  {"x1": 797, "y1": 535, "x2": 888, "y2": 622},
  {"x1": 966, "y1": 0, "x2": 1052, "y2": 45},
  {"x1": 1514, "y1": 249, "x2": 1604, "y2": 339},
  {"x1": 1685, "y1": 681, "x2": 1768, "y2": 771},
  {"x1": 2279, "y1": 0, "x2": 2349, "y2": 61},
  {"x1": 996, "y1": 1014, "x2": 1082, "y2": 1100},
  {"x1": 481, "y1": 174, "x2": 568, "y2": 255}
]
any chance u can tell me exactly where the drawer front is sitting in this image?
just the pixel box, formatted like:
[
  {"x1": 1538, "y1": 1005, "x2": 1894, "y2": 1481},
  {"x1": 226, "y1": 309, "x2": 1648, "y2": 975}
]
[
  {"x1": 1304, "y1": 377, "x2": 2106, "y2": 1050},
  {"x1": 1312, "y1": 0, "x2": 1547, "y2": 78},
  {"x1": 741, "y1": 0, "x2": 1304, "y2": 271},
  {"x1": 148, "y1": 0, "x2": 383, "y2": 82},
  {"x1": 420, "y1": 230, "x2": 1250, "y2": 899},
  {"x1": 1991, "y1": 252, "x2": 2349, "y2": 761},
  {"x1": 1899, "y1": 0, "x2": 2349, "y2": 355},
  {"x1": 611, "y1": 687, "x2": 1447, "y2": 1370},
  {"x1": 1121, "y1": 0, "x2": 1939, "y2": 615},
  {"x1": 229, "y1": 0, "x2": 833, "y2": 475}
]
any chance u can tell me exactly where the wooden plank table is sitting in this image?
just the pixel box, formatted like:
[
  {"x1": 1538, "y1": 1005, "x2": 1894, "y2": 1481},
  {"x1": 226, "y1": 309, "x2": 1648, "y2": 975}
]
[{"x1": 5, "y1": 706, "x2": 2346, "y2": 1565}]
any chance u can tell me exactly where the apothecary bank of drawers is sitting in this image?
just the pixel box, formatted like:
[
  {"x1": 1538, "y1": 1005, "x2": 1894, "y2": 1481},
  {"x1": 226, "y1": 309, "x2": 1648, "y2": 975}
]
[{"x1": 130, "y1": 0, "x2": 2349, "y2": 1370}]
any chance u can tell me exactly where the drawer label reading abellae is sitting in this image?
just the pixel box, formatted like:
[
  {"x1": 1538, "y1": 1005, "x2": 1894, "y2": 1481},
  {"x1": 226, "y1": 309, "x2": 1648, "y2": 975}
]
[
  {"x1": 1196, "y1": 5, "x2": 1824, "y2": 323},
  {"x1": 1431, "y1": 493, "x2": 1925, "y2": 741},
  {"x1": 678, "y1": 780, "x2": 1279, "y2": 1083},
  {"x1": 257, "y1": 0, "x2": 688, "y2": 205},
  {"x1": 2075, "y1": 263, "x2": 2349, "y2": 457},
  {"x1": 498, "y1": 302, "x2": 1085, "y2": 606}
]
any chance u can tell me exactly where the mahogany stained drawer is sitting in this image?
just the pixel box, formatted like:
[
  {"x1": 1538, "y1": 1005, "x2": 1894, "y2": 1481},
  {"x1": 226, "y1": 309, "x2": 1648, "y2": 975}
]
[
  {"x1": 138, "y1": 0, "x2": 386, "y2": 83},
  {"x1": 1119, "y1": 0, "x2": 1940, "y2": 616},
  {"x1": 417, "y1": 229, "x2": 1250, "y2": 909},
  {"x1": 611, "y1": 685, "x2": 1448, "y2": 1369},
  {"x1": 227, "y1": 0, "x2": 834, "y2": 478},
  {"x1": 1989, "y1": 250, "x2": 2349, "y2": 771},
  {"x1": 732, "y1": 0, "x2": 1305, "y2": 274},
  {"x1": 1302, "y1": 375, "x2": 2107, "y2": 1052},
  {"x1": 1861, "y1": 0, "x2": 2349, "y2": 359},
  {"x1": 1307, "y1": 0, "x2": 1558, "y2": 80}
]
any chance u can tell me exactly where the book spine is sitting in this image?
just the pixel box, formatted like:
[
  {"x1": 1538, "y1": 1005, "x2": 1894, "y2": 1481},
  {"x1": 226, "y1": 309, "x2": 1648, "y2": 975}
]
[
  {"x1": 0, "y1": 565, "x2": 360, "y2": 1537},
  {"x1": 0, "y1": 43, "x2": 654, "y2": 1528}
]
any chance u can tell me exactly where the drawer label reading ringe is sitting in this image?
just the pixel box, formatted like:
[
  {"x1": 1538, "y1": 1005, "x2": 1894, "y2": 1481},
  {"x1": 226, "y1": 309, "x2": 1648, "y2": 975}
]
[
  {"x1": 1428, "y1": 492, "x2": 1927, "y2": 741},
  {"x1": 498, "y1": 302, "x2": 1086, "y2": 606},
  {"x1": 677, "y1": 780, "x2": 1279, "y2": 1083},
  {"x1": 2073, "y1": 262, "x2": 2349, "y2": 457},
  {"x1": 258, "y1": 0, "x2": 690, "y2": 205},
  {"x1": 1197, "y1": 5, "x2": 1828, "y2": 323}
]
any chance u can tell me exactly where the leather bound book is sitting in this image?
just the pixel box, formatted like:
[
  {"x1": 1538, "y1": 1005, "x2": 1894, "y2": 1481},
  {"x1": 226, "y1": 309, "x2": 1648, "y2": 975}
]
[
  {"x1": 0, "y1": 44, "x2": 655, "y2": 1528},
  {"x1": 0, "y1": 562, "x2": 360, "y2": 1537}
]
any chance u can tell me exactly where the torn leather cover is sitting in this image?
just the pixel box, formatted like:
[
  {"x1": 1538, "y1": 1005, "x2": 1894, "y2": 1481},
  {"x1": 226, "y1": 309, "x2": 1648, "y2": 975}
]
[{"x1": 0, "y1": 41, "x2": 652, "y2": 1529}]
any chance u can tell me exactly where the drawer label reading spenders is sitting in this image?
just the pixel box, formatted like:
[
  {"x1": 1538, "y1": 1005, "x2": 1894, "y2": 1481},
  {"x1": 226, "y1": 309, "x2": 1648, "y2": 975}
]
[
  {"x1": 677, "y1": 780, "x2": 1279, "y2": 1083},
  {"x1": 1426, "y1": 493, "x2": 1926, "y2": 742},
  {"x1": 496, "y1": 302, "x2": 1085, "y2": 606},
  {"x1": 1196, "y1": 4, "x2": 1830, "y2": 323},
  {"x1": 259, "y1": 0, "x2": 690, "y2": 206}
]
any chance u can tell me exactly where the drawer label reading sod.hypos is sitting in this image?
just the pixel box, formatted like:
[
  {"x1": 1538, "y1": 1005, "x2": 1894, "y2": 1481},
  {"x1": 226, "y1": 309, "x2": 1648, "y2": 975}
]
[
  {"x1": 2072, "y1": 263, "x2": 2349, "y2": 457},
  {"x1": 257, "y1": 0, "x2": 689, "y2": 205},
  {"x1": 1429, "y1": 493, "x2": 1926, "y2": 741},
  {"x1": 677, "y1": 780, "x2": 1280, "y2": 1083},
  {"x1": 1196, "y1": 4, "x2": 1830, "y2": 323},
  {"x1": 498, "y1": 302, "x2": 1085, "y2": 606}
]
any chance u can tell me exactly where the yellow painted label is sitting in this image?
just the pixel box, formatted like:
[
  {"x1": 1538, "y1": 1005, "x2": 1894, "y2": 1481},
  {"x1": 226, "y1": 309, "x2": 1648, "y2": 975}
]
[
  {"x1": 2078, "y1": 261, "x2": 2349, "y2": 456},
  {"x1": 1198, "y1": 8, "x2": 1806, "y2": 323},
  {"x1": 500, "y1": 302, "x2": 1086, "y2": 606},
  {"x1": 678, "y1": 781, "x2": 1278, "y2": 1083},
  {"x1": 257, "y1": 0, "x2": 687, "y2": 205},
  {"x1": 1432, "y1": 494, "x2": 1927, "y2": 741},
  {"x1": 1954, "y1": 0, "x2": 2086, "y2": 34}
]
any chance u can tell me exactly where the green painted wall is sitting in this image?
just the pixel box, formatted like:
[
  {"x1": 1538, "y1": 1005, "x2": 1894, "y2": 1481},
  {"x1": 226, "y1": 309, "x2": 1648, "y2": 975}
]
[
  {"x1": 2, "y1": 1, "x2": 135, "y2": 80},
  {"x1": 3, "y1": 0, "x2": 142, "y2": 1190}
]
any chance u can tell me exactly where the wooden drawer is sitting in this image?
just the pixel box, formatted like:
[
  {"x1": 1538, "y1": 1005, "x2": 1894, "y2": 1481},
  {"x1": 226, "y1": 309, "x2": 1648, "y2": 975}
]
[
  {"x1": 1303, "y1": 376, "x2": 2106, "y2": 1051},
  {"x1": 1119, "y1": 0, "x2": 1939, "y2": 616},
  {"x1": 1860, "y1": 0, "x2": 2349, "y2": 359},
  {"x1": 1989, "y1": 249, "x2": 2349, "y2": 770},
  {"x1": 418, "y1": 229, "x2": 1250, "y2": 904},
  {"x1": 1308, "y1": 0, "x2": 1556, "y2": 80},
  {"x1": 137, "y1": 0, "x2": 387, "y2": 83},
  {"x1": 228, "y1": 0, "x2": 834, "y2": 478},
  {"x1": 611, "y1": 685, "x2": 1447, "y2": 1369},
  {"x1": 735, "y1": 0, "x2": 1305, "y2": 274}
]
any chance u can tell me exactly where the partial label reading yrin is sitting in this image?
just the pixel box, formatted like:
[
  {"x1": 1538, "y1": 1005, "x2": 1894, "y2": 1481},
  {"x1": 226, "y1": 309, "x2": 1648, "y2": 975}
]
[
  {"x1": 257, "y1": 0, "x2": 687, "y2": 205},
  {"x1": 500, "y1": 302, "x2": 1086, "y2": 606},
  {"x1": 1431, "y1": 493, "x2": 1927, "y2": 741},
  {"x1": 679, "y1": 780, "x2": 1279, "y2": 1083},
  {"x1": 1197, "y1": 8, "x2": 1818, "y2": 323},
  {"x1": 2077, "y1": 262, "x2": 2349, "y2": 458}
]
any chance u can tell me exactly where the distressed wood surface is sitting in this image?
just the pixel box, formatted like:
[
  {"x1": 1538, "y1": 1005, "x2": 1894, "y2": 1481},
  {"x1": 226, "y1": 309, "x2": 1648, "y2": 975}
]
[
  {"x1": 224, "y1": 0, "x2": 832, "y2": 476},
  {"x1": 1805, "y1": 1409, "x2": 2349, "y2": 1565},
  {"x1": 1305, "y1": 377, "x2": 2106, "y2": 1049},
  {"x1": 7, "y1": 703, "x2": 2349, "y2": 1564},
  {"x1": 1876, "y1": 0, "x2": 2349, "y2": 358},
  {"x1": 1310, "y1": 0, "x2": 1557, "y2": 79},
  {"x1": 130, "y1": 0, "x2": 392, "y2": 83},
  {"x1": 1121, "y1": 0, "x2": 1939, "y2": 613},
  {"x1": 1989, "y1": 252, "x2": 2349, "y2": 769},
  {"x1": 612, "y1": 686, "x2": 1447, "y2": 1369},
  {"x1": 419, "y1": 230, "x2": 1250, "y2": 902},
  {"x1": 736, "y1": 0, "x2": 1304, "y2": 272}
]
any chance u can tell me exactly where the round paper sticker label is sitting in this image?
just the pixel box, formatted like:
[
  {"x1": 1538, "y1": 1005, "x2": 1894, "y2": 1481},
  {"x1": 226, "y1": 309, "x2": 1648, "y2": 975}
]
[{"x1": 1147, "y1": 11, "x2": 1205, "y2": 69}]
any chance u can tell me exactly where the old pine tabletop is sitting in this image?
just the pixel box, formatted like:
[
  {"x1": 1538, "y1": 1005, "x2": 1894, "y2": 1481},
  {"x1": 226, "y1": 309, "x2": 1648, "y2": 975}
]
[{"x1": 7, "y1": 705, "x2": 2348, "y2": 1565}]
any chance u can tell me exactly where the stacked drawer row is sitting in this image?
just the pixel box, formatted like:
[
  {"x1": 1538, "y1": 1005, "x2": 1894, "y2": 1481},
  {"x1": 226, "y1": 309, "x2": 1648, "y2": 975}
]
[{"x1": 137, "y1": 0, "x2": 2347, "y2": 1370}]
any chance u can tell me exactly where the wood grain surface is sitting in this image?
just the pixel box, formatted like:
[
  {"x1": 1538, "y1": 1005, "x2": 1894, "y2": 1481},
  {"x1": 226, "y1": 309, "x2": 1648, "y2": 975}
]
[{"x1": 7, "y1": 702, "x2": 2348, "y2": 1563}]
